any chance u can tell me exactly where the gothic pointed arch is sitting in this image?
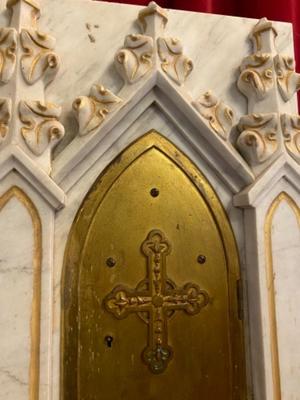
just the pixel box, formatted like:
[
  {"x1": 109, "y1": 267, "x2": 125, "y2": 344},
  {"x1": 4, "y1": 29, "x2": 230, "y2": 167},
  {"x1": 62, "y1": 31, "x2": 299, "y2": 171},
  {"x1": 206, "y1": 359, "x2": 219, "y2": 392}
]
[
  {"x1": 61, "y1": 131, "x2": 246, "y2": 400},
  {"x1": 0, "y1": 186, "x2": 42, "y2": 400},
  {"x1": 265, "y1": 192, "x2": 300, "y2": 400}
]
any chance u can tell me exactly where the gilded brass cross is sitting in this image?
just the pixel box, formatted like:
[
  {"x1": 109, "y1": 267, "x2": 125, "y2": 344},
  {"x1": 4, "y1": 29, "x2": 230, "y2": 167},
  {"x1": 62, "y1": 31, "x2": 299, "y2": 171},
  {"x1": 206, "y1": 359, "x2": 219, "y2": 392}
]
[{"x1": 104, "y1": 229, "x2": 210, "y2": 374}]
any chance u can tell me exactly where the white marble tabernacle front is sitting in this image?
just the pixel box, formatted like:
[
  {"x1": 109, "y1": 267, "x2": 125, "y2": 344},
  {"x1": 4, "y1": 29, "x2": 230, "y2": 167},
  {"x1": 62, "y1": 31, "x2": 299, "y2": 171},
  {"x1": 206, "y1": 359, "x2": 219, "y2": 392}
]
[{"x1": 0, "y1": 0, "x2": 299, "y2": 399}]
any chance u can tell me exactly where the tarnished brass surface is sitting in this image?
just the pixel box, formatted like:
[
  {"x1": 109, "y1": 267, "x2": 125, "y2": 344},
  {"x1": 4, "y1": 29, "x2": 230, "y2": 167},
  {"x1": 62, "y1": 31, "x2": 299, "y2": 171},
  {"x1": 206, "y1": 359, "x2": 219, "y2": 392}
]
[
  {"x1": 62, "y1": 131, "x2": 246, "y2": 400},
  {"x1": 104, "y1": 229, "x2": 210, "y2": 374}
]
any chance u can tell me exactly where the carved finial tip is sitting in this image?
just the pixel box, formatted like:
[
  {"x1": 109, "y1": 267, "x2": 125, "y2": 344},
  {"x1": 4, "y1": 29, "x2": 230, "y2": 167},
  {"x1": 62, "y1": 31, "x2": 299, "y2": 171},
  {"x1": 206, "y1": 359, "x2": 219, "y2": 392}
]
[
  {"x1": 6, "y1": 0, "x2": 40, "y2": 11},
  {"x1": 252, "y1": 16, "x2": 278, "y2": 38},
  {"x1": 138, "y1": 1, "x2": 168, "y2": 32}
]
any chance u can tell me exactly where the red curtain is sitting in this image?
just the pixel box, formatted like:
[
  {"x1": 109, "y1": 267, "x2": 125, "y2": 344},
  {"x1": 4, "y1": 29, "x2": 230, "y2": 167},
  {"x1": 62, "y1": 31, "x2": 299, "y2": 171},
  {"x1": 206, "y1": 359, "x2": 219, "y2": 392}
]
[{"x1": 102, "y1": 0, "x2": 300, "y2": 77}]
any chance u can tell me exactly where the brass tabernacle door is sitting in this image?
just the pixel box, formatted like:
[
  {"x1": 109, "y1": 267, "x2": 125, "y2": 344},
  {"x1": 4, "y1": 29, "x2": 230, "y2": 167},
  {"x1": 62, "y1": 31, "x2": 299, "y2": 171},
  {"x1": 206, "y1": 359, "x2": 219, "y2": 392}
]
[{"x1": 62, "y1": 131, "x2": 246, "y2": 400}]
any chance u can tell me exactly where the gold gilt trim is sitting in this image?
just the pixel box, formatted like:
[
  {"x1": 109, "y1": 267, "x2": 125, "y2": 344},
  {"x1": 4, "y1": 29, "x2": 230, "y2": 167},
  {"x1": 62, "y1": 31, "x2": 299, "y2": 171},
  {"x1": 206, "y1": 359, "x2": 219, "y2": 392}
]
[
  {"x1": 61, "y1": 130, "x2": 247, "y2": 400},
  {"x1": 0, "y1": 186, "x2": 42, "y2": 400},
  {"x1": 265, "y1": 192, "x2": 300, "y2": 400}
]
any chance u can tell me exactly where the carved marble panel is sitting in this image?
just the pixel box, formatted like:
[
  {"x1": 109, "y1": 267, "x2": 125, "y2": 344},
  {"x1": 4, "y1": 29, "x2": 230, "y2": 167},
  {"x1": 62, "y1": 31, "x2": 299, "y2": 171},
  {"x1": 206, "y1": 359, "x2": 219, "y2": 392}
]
[
  {"x1": 0, "y1": 187, "x2": 41, "y2": 400},
  {"x1": 265, "y1": 193, "x2": 300, "y2": 400}
]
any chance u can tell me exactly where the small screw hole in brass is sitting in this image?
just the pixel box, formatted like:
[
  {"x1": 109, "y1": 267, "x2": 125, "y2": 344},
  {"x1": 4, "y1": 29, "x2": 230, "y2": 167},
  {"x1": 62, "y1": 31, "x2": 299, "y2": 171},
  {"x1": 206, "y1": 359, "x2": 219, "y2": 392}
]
[
  {"x1": 106, "y1": 257, "x2": 116, "y2": 268},
  {"x1": 150, "y1": 188, "x2": 160, "y2": 197},
  {"x1": 197, "y1": 255, "x2": 206, "y2": 264}
]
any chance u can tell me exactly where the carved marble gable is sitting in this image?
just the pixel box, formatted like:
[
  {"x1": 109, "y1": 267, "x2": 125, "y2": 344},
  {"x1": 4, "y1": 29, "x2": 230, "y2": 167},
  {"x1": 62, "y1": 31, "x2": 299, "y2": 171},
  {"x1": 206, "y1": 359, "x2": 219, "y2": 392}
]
[{"x1": 0, "y1": 1, "x2": 299, "y2": 400}]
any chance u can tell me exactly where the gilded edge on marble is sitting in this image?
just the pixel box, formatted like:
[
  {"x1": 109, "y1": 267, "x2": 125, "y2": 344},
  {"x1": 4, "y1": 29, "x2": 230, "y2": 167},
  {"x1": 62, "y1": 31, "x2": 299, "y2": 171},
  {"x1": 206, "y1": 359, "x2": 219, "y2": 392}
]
[
  {"x1": 264, "y1": 192, "x2": 300, "y2": 400},
  {"x1": 0, "y1": 186, "x2": 42, "y2": 400}
]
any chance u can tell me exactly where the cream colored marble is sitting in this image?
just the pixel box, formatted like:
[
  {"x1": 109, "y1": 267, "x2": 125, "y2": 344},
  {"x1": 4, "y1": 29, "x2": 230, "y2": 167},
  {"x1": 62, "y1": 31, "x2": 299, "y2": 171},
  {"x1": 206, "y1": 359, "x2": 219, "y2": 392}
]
[
  {"x1": 272, "y1": 197, "x2": 300, "y2": 400},
  {"x1": 0, "y1": 1, "x2": 299, "y2": 400},
  {"x1": 31, "y1": 0, "x2": 296, "y2": 154},
  {"x1": 0, "y1": 196, "x2": 33, "y2": 398},
  {"x1": 0, "y1": 172, "x2": 56, "y2": 400}
]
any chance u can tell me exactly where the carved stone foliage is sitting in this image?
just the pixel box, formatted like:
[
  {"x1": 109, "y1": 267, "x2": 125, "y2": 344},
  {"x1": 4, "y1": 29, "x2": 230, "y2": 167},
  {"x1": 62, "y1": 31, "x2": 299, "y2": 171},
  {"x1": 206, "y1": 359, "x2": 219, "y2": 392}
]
[
  {"x1": 113, "y1": 2, "x2": 193, "y2": 86},
  {"x1": 19, "y1": 101, "x2": 65, "y2": 156},
  {"x1": 157, "y1": 37, "x2": 193, "y2": 85},
  {"x1": 0, "y1": 28, "x2": 17, "y2": 83},
  {"x1": 115, "y1": 34, "x2": 154, "y2": 84},
  {"x1": 20, "y1": 29, "x2": 60, "y2": 86},
  {"x1": 275, "y1": 55, "x2": 300, "y2": 101},
  {"x1": 237, "y1": 113, "x2": 279, "y2": 168},
  {"x1": 0, "y1": 98, "x2": 12, "y2": 145},
  {"x1": 192, "y1": 91, "x2": 234, "y2": 139},
  {"x1": 238, "y1": 17, "x2": 300, "y2": 107},
  {"x1": 281, "y1": 114, "x2": 300, "y2": 163},
  {"x1": 238, "y1": 53, "x2": 274, "y2": 101},
  {"x1": 73, "y1": 84, "x2": 122, "y2": 136}
]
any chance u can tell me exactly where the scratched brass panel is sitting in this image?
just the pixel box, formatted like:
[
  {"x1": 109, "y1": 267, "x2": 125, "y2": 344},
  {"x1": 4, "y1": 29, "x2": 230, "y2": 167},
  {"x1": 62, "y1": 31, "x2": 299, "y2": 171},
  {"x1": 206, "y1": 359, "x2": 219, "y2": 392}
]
[{"x1": 62, "y1": 131, "x2": 246, "y2": 400}]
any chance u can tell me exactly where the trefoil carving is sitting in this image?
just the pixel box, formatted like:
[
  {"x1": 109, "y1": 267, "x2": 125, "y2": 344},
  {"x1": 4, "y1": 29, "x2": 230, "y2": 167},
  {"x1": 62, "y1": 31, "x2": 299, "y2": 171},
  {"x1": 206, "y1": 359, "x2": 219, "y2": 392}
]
[
  {"x1": 281, "y1": 114, "x2": 300, "y2": 163},
  {"x1": 19, "y1": 100, "x2": 65, "y2": 156},
  {"x1": 114, "y1": 34, "x2": 154, "y2": 84},
  {"x1": 73, "y1": 84, "x2": 122, "y2": 136},
  {"x1": 20, "y1": 29, "x2": 60, "y2": 86},
  {"x1": 0, "y1": 28, "x2": 17, "y2": 83},
  {"x1": 192, "y1": 91, "x2": 234, "y2": 139},
  {"x1": 275, "y1": 55, "x2": 300, "y2": 102},
  {"x1": 0, "y1": 98, "x2": 12, "y2": 145},
  {"x1": 238, "y1": 53, "x2": 274, "y2": 101},
  {"x1": 237, "y1": 113, "x2": 279, "y2": 168},
  {"x1": 157, "y1": 37, "x2": 193, "y2": 85}
]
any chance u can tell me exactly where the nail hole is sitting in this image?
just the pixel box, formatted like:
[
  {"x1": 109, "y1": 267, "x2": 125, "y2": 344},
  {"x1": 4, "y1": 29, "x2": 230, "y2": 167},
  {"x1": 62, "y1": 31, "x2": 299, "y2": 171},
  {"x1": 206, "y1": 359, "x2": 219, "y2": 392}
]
[
  {"x1": 106, "y1": 257, "x2": 116, "y2": 268},
  {"x1": 150, "y1": 188, "x2": 160, "y2": 197},
  {"x1": 197, "y1": 255, "x2": 206, "y2": 264}
]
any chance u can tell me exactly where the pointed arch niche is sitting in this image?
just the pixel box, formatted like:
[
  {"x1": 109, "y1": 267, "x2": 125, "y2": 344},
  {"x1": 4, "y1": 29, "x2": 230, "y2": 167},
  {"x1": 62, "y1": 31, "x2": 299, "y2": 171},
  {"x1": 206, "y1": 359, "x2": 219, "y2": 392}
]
[
  {"x1": 61, "y1": 131, "x2": 247, "y2": 400},
  {"x1": 0, "y1": 186, "x2": 42, "y2": 400},
  {"x1": 265, "y1": 192, "x2": 300, "y2": 400}
]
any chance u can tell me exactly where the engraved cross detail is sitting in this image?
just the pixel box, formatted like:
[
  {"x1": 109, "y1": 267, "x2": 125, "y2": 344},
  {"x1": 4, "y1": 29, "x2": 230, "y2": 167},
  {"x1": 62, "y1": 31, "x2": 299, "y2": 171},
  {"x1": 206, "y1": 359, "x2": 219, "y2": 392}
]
[{"x1": 104, "y1": 229, "x2": 209, "y2": 374}]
